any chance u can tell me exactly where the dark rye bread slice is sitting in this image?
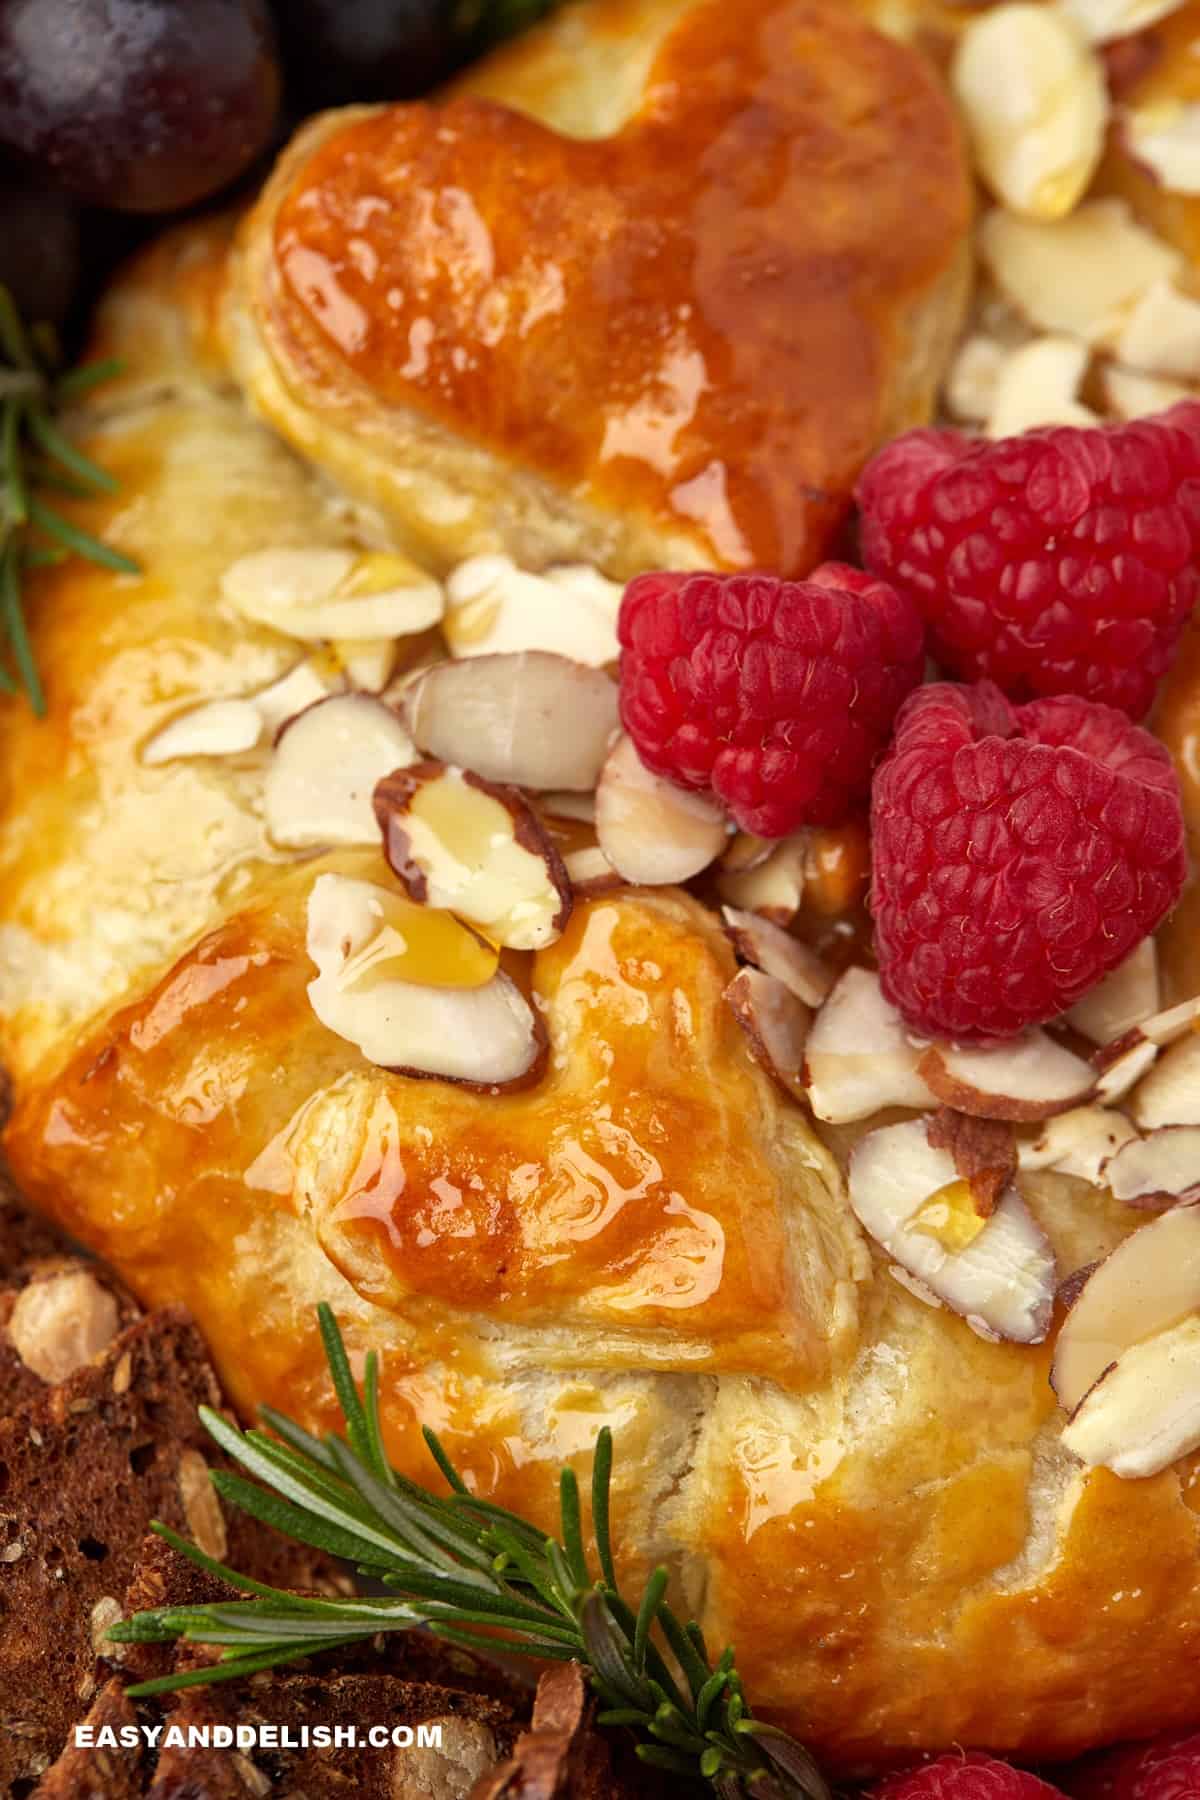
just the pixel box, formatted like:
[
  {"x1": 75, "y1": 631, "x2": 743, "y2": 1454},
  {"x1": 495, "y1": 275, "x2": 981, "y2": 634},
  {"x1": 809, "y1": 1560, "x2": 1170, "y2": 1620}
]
[
  {"x1": 0, "y1": 1169, "x2": 71, "y2": 1277},
  {"x1": 145, "y1": 1669, "x2": 519, "y2": 1800},
  {"x1": 0, "y1": 1259, "x2": 141, "y2": 1423},
  {"x1": 0, "y1": 1307, "x2": 334, "y2": 1794},
  {"x1": 31, "y1": 1679, "x2": 159, "y2": 1800}
]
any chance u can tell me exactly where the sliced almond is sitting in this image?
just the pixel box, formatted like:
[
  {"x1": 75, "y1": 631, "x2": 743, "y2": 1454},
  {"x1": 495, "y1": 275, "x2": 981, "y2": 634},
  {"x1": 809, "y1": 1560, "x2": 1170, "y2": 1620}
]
[
  {"x1": 1092, "y1": 993, "x2": 1200, "y2": 1100},
  {"x1": 1125, "y1": 101, "x2": 1200, "y2": 197},
  {"x1": 1065, "y1": 939, "x2": 1160, "y2": 1045},
  {"x1": 141, "y1": 698, "x2": 263, "y2": 766},
  {"x1": 265, "y1": 694, "x2": 416, "y2": 848},
  {"x1": 305, "y1": 873, "x2": 543, "y2": 1088},
  {"x1": 849, "y1": 1118, "x2": 1057, "y2": 1342},
  {"x1": 1102, "y1": 365, "x2": 1194, "y2": 421},
  {"x1": 720, "y1": 907, "x2": 833, "y2": 1008},
  {"x1": 1061, "y1": 1313, "x2": 1200, "y2": 1479},
  {"x1": 333, "y1": 636, "x2": 398, "y2": 693},
  {"x1": 221, "y1": 547, "x2": 444, "y2": 642},
  {"x1": 1133, "y1": 1033, "x2": 1200, "y2": 1129},
  {"x1": 374, "y1": 762, "x2": 571, "y2": 951},
  {"x1": 952, "y1": 5, "x2": 1106, "y2": 221},
  {"x1": 803, "y1": 967, "x2": 937, "y2": 1124},
  {"x1": 444, "y1": 555, "x2": 622, "y2": 667},
  {"x1": 540, "y1": 792, "x2": 597, "y2": 826},
  {"x1": 918, "y1": 1033, "x2": 1096, "y2": 1122},
  {"x1": 595, "y1": 735, "x2": 726, "y2": 886},
  {"x1": 402, "y1": 652, "x2": 618, "y2": 792},
  {"x1": 1050, "y1": 1203, "x2": 1200, "y2": 1411},
  {"x1": 925, "y1": 1108, "x2": 1017, "y2": 1217},
  {"x1": 1114, "y1": 279, "x2": 1200, "y2": 379},
  {"x1": 979, "y1": 199, "x2": 1181, "y2": 346},
  {"x1": 724, "y1": 967, "x2": 810, "y2": 1102},
  {"x1": 985, "y1": 336, "x2": 1098, "y2": 437},
  {"x1": 562, "y1": 844, "x2": 623, "y2": 896},
  {"x1": 716, "y1": 831, "x2": 809, "y2": 924},
  {"x1": 252, "y1": 657, "x2": 340, "y2": 735},
  {"x1": 1060, "y1": 0, "x2": 1187, "y2": 42},
  {"x1": 1018, "y1": 1105, "x2": 1140, "y2": 1184},
  {"x1": 945, "y1": 333, "x2": 1010, "y2": 424},
  {"x1": 718, "y1": 831, "x2": 776, "y2": 875},
  {"x1": 1101, "y1": 1127, "x2": 1200, "y2": 1207}
]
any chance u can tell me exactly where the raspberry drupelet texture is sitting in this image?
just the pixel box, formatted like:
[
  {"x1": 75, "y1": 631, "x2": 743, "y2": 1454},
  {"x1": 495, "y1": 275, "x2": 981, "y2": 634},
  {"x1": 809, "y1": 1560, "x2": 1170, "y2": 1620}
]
[
  {"x1": 1060, "y1": 1730, "x2": 1200, "y2": 1799},
  {"x1": 870, "y1": 681, "x2": 1187, "y2": 1042},
  {"x1": 868, "y1": 1753, "x2": 1066, "y2": 1799},
  {"x1": 855, "y1": 404, "x2": 1200, "y2": 719},
  {"x1": 616, "y1": 564, "x2": 925, "y2": 838}
]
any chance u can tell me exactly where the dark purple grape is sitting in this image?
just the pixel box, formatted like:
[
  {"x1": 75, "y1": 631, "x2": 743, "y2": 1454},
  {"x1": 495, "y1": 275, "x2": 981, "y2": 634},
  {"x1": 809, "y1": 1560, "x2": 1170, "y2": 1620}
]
[
  {"x1": 274, "y1": 0, "x2": 456, "y2": 110},
  {"x1": 0, "y1": 0, "x2": 282, "y2": 213},
  {"x1": 0, "y1": 156, "x2": 79, "y2": 328}
]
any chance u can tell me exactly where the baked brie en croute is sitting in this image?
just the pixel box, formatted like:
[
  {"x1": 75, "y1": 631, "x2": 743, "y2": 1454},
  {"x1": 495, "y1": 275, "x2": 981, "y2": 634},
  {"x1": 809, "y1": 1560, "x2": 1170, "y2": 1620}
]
[{"x1": 5, "y1": 0, "x2": 1200, "y2": 1778}]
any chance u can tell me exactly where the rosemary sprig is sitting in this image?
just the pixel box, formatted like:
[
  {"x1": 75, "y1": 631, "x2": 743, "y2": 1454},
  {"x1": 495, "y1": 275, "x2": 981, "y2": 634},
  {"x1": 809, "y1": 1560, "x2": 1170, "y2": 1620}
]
[
  {"x1": 0, "y1": 287, "x2": 136, "y2": 713},
  {"x1": 109, "y1": 1303, "x2": 831, "y2": 1800}
]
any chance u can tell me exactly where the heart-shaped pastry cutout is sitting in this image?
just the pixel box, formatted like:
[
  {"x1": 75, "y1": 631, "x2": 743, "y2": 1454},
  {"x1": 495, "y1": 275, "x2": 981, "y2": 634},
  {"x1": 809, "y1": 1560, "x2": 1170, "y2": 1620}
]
[{"x1": 227, "y1": 0, "x2": 970, "y2": 577}]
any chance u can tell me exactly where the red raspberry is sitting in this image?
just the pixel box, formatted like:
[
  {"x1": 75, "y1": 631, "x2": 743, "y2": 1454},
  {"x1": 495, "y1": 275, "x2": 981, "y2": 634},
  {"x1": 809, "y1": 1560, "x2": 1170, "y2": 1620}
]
[
  {"x1": 867, "y1": 1752, "x2": 1066, "y2": 1799},
  {"x1": 1060, "y1": 1732, "x2": 1200, "y2": 1799},
  {"x1": 870, "y1": 681, "x2": 1187, "y2": 1042},
  {"x1": 616, "y1": 564, "x2": 924, "y2": 838},
  {"x1": 855, "y1": 405, "x2": 1200, "y2": 719}
]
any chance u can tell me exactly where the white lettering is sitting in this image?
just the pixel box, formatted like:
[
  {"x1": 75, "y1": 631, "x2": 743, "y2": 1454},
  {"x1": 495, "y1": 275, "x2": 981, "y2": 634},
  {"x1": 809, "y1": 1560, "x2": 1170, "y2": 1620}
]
[
  {"x1": 334, "y1": 1725, "x2": 355, "y2": 1747},
  {"x1": 237, "y1": 1725, "x2": 256, "y2": 1749},
  {"x1": 417, "y1": 1724, "x2": 444, "y2": 1748},
  {"x1": 74, "y1": 1727, "x2": 95, "y2": 1748}
]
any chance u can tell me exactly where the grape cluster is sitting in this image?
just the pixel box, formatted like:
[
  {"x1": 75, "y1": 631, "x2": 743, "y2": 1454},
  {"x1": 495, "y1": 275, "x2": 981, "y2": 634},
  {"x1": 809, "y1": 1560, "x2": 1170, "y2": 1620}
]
[{"x1": 0, "y1": 0, "x2": 551, "y2": 328}]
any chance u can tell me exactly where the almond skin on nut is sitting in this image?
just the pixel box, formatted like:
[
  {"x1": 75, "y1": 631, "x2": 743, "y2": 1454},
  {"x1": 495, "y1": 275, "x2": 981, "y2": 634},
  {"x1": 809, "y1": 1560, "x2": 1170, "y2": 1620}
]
[{"x1": 7, "y1": 1269, "x2": 120, "y2": 1384}]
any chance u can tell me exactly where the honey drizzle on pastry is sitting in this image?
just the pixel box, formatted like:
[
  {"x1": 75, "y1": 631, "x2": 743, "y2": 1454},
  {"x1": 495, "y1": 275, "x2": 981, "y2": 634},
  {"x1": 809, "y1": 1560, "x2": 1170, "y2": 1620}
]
[{"x1": 257, "y1": 0, "x2": 970, "y2": 575}]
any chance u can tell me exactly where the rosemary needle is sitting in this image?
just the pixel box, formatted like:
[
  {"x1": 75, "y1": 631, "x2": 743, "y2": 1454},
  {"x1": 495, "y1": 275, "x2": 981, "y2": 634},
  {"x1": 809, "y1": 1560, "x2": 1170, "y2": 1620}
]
[
  {"x1": 0, "y1": 285, "x2": 136, "y2": 714},
  {"x1": 109, "y1": 1303, "x2": 832, "y2": 1800}
]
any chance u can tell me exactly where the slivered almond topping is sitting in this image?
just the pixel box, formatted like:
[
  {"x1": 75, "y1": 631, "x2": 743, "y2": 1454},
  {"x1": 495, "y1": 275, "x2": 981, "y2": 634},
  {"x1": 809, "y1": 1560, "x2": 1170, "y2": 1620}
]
[
  {"x1": 723, "y1": 967, "x2": 810, "y2": 1102},
  {"x1": 716, "y1": 831, "x2": 809, "y2": 923},
  {"x1": 403, "y1": 651, "x2": 618, "y2": 792},
  {"x1": 264, "y1": 694, "x2": 416, "y2": 848},
  {"x1": 1065, "y1": 939, "x2": 1160, "y2": 1045},
  {"x1": 252, "y1": 657, "x2": 339, "y2": 735},
  {"x1": 444, "y1": 556, "x2": 622, "y2": 666},
  {"x1": 1102, "y1": 365, "x2": 1193, "y2": 421},
  {"x1": 979, "y1": 198, "x2": 1181, "y2": 346},
  {"x1": 305, "y1": 874, "x2": 543, "y2": 1089},
  {"x1": 925, "y1": 1108, "x2": 1017, "y2": 1217},
  {"x1": 333, "y1": 636, "x2": 398, "y2": 693},
  {"x1": 721, "y1": 907, "x2": 833, "y2": 1008},
  {"x1": 945, "y1": 334, "x2": 1008, "y2": 423},
  {"x1": 539, "y1": 792, "x2": 596, "y2": 825},
  {"x1": 1133, "y1": 1033, "x2": 1200, "y2": 1129},
  {"x1": 1018, "y1": 1105, "x2": 1139, "y2": 1184},
  {"x1": 849, "y1": 1118, "x2": 1057, "y2": 1342},
  {"x1": 1125, "y1": 101, "x2": 1200, "y2": 196},
  {"x1": 1050, "y1": 1204, "x2": 1200, "y2": 1412},
  {"x1": 595, "y1": 735, "x2": 726, "y2": 886},
  {"x1": 1102, "y1": 1127, "x2": 1200, "y2": 1207},
  {"x1": 718, "y1": 831, "x2": 776, "y2": 874},
  {"x1": 804, "y1": 967, "x2": 937, "y2": 1124},
  {"x1": 562, "y1": 844, "x2": 623, "y2": 896},
  {"x1": 7, "y1": 1270, "x2": 120, "y2": 1383},
  {"x1": 141, "y1": 698, "x2": 263, "y2": 765},
  {"x1": 1060, "y1": 0, "x2": 1186, "y2": 42},
  {"x1": 1061, "y1": 1314, "x2": 1200, "y2": 1478},
  {"x1": 1092, "y1": 992, "x2": 1200, "y2": 1102},
  {"x1": 1114, "y1": 279, "x2": 1200, "y2": 379},
  {"x1": 952, "y1": 4, "x2": 1107, "y2": 221},
  {"x1": 374, "y1": 761, "x2": 571, "y2": 951},
  {"x1": 918, "y1": 1032, "x2": 1096, "y2": 1122},
  {"x1": 221, "y1": 547, "x2": 444, "y2": 642},
  {"x1": 985, "y1": 337, "x2": 1097, "y2": 437}
]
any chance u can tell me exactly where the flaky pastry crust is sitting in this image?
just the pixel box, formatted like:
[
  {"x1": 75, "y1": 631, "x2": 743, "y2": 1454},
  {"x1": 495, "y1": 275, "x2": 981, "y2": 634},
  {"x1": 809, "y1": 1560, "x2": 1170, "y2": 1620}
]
[
  {"x1": 3, "y1": 7, "x2": 1200, "y2": 1777},
  {"x1": 223, "y1": 0, "x2": 971, "y2": 579}
]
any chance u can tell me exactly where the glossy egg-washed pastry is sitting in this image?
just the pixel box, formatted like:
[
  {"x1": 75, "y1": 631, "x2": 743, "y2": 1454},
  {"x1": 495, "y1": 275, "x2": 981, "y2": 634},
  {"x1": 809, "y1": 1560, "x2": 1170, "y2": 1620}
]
[{"x1": 3, "y1": 0, "x2": 1200, "y2": 1777}]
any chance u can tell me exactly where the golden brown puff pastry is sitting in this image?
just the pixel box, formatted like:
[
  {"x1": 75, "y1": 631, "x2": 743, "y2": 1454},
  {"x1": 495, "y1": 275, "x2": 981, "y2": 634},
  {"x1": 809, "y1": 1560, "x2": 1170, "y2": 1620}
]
[
  {"x1": 222, "y1": 0, "x2": 972, "y2": 579},
  {"x1": 5, "y1": 215, "x2": 1200, "y2": 1775}
]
